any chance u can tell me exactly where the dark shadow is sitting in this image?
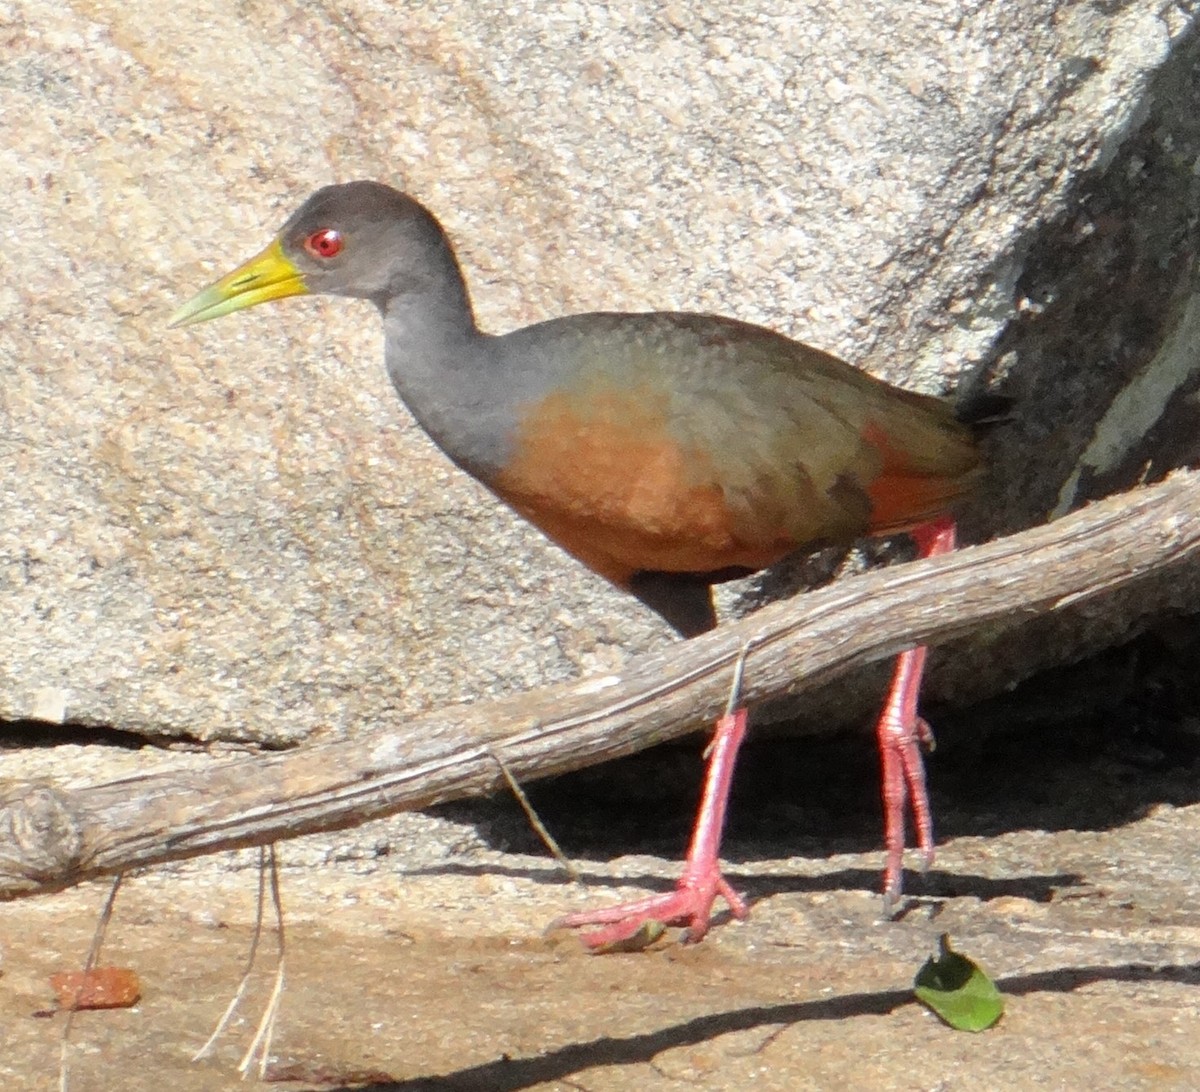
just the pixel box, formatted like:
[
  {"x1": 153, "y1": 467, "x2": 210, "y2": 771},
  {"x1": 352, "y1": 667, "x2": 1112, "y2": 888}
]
[
  {"x1": 0, "y1": 719, "x2": 160, "y2": 750},
  {"x1": 321, "y1": 962, "x2": 1200, "y2": 1091},
  {"x1": 426, "y1": 622, "x2": 1200, "y2": 875},
  {"x1": 0, "y1": 719, "x2": 291, "y2": 751},
  {"x1": 403, "y1": 859, "x2": 1080, "y2": 913}
]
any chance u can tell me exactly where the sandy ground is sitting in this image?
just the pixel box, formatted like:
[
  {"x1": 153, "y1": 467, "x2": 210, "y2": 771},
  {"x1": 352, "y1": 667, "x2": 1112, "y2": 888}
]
[{"x1": 4, "y1": 636, "x2": 1200, "y2": 1091}]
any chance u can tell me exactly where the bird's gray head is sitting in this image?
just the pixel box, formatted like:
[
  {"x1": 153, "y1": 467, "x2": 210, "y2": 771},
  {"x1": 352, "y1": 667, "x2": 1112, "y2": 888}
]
[
  {"x1": 277, "y1": 181, "x2": 456, "y2": 304},
  {"x1": 170, "y1": 180, "x2": 464, "y2": 327}
]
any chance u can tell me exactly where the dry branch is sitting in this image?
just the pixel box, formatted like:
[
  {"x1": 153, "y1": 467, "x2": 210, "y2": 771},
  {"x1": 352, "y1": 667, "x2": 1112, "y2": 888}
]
[{"x1": 4, "y1": 471, "x2": 1200, "y2": 902}]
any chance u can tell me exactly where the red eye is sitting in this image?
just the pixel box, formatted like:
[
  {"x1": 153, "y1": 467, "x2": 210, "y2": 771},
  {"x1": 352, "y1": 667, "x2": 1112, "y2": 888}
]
[{"x1": 304, "y1": 228, "x2": 343, "y2": 259}]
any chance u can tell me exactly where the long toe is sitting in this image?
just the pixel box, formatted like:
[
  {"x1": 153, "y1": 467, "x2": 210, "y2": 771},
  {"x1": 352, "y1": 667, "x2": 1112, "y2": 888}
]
[{"x1": 553, "y1": 871, "x2": 747, "y2": 950}]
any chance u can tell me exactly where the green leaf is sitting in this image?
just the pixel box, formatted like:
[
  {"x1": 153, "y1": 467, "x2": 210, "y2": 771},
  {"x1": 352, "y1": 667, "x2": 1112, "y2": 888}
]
[
  {"x1": 592, "y1": 921, "x2": 667, "y2": 954},
  {"x1": 914, "y1": 933, "x2": 1005, "y2": 1031}
]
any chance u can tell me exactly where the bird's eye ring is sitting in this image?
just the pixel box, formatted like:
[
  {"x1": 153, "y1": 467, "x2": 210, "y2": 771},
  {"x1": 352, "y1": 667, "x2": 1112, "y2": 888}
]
[{"x1": 304, "y1": 228, "x2": 344, "y2": 260}]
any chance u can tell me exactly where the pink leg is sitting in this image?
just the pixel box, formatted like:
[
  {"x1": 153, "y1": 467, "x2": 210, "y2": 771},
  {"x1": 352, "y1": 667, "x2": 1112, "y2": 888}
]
[
  {"x1": 878, "y1": 516, "x2": 957, "y2": 910},
  {"x1": 553, "y1": 708, "x2": 750, "y2": 948}
]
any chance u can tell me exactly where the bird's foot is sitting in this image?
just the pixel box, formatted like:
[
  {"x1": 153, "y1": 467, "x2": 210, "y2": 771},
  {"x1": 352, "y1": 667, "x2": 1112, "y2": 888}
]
[
  {"x1": 880, "y1": 711, "x2": 936, "y2": 914},
  {"x1": 876, "y1": 520, "x2": 955, "y2": 912},
  {"x1": 552, "y1": 868, "x2": 748, "y2": 950}
]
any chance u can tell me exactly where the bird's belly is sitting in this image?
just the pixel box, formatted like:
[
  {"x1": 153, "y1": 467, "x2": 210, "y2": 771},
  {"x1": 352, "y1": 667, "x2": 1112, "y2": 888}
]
[
  {"x1": 500, "y1": 484, "x2": 793, "y2": 587},
  {"x1": 490, "y1": 388, "x2": 794, "y2": 586}
]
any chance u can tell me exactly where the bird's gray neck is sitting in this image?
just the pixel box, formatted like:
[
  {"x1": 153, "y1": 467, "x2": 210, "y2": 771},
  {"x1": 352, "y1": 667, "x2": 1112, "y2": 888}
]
[{"x1": 377, "y1": 285, "x2": 513, "y2": 483}]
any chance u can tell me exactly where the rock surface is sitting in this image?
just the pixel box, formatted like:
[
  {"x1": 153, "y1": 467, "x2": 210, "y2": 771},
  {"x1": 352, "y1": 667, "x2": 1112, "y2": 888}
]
[
  {"x1": 6, "y1": 8, "x2": 1200, "y2": 1087},
  {"x1": 4, "y1": 666, "x2": 1200, "y2": 1090},
  {"x1": 3, "y1": 2, "x2": 1197, "y2": 744}
]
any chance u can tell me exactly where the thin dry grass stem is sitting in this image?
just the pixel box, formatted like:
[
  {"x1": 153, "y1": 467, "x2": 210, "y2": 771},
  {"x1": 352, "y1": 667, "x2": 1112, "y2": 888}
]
[
  {"x1": 191, "y1": 845, "x2": 287, "y2": 1080},
  {"x1": 192, "y1": 847, "x2": 270, "y2": 1062},
  {"x1": 236, "y1": 845, "x2": 285, "y2": 1081},
  {"x1": 59, "y1": 873, "x2": 124, "y2": 1092},
  {"x1": 704, "y1": 640, "x2": 753, "y2": 761},
  {"x1": 489, "y1": 747, "x2": 581, "y2": 884}
]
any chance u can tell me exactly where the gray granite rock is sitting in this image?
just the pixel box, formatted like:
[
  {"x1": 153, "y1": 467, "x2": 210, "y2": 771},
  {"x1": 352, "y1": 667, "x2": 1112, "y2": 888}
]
[{"x1": 1, "y1": 1, "x2": 1195, "y2": 744}]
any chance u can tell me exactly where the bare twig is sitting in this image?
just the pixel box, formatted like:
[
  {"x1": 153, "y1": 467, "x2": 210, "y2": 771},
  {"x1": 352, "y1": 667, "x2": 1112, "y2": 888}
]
[
  {"x1": 3, "y1": 472, "x2": 1200, "y2": 903},
  {"x1": 60, "y1": 874, "x2": 124, "y2": 1092},
  {"x1": 489, "y1": 749, "x2": 580, "y2": 883}
]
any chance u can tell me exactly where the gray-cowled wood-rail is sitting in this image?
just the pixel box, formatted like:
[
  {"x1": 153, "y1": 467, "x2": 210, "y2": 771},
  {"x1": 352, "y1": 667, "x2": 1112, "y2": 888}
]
[{"x1": 172, "y1": 181, "x2": 979, "y2": 947}]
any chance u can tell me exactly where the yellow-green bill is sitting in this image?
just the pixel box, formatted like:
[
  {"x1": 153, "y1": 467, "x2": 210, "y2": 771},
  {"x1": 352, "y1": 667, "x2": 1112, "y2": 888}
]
[{"x1": 169, "y1": 239, "x2": 307, "y2": 327}]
